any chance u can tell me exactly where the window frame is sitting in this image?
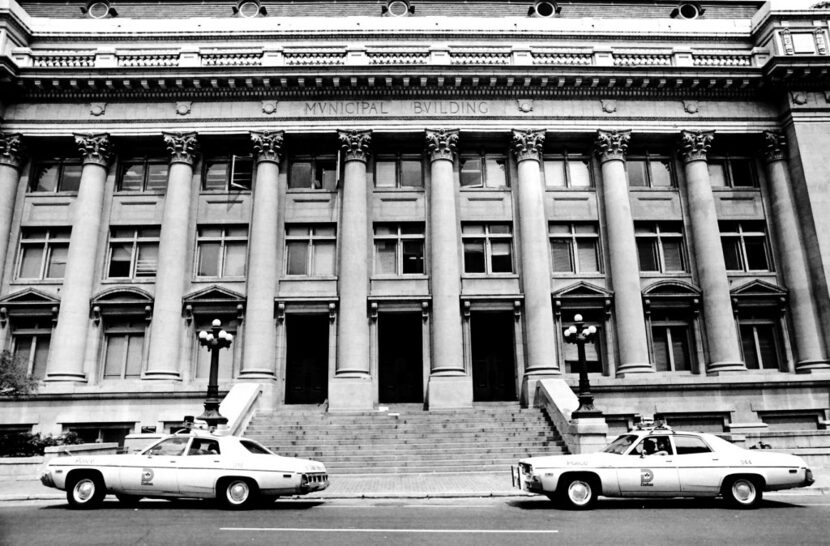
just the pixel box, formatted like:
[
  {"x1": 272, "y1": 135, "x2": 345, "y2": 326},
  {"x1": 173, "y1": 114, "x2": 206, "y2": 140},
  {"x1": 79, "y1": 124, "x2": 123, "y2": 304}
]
[
  {"x1": 29, "y1": 158, "x2": 83, "y2": 193},
  {"x1": 106, "y1": 227, "x2": 160, "y2": 280},
  {"x1": 201, "y1": 155, "x2": 254, "y2": 192},
  {"x1": 373, "y1": 223, "x2": 426, "y2": 276},
  {"x1": 194, "y1": 225, "x2": 249, "y2": 279},
  {"x1": 284, "y1": 224, "x2": 337, "y2": 277},
  {"x1": 16, "y1": 228, "x2": 72, "y2": 281},
  {"x1": 117, "y1": 158, "x2": 169, "y2": 193},
  {"x1": 635, "y1": 223, "x2": 687, "y2": 274},
  {"x1": 459, "y1": 152, "x2": 510, "y2": 190},
  {"x1": 101, "y1": 317, "x2": 146, "y2": 380},
  {"x1": 650, "y1": 315, "x2": 694, "y2": 373},
  {"x1": 739, "y1": 316, "x2": 783, "y2": 371},
  {"x1": 542, "y1": 152, "x2": 594, "y2": 189},
  {"x1": 287, "y1": 155, "x2": 339, "y2": 191},
  {"x1": 720, "y1": 221, "x2": 772, "y2": 273},
  {"x1": 708, "y1": 155, "x2": 758, "y2": 189},
  {"x1": 10, "y1": 317, "x2": 51, "y2": 380},
  {"x1": 461, "y1": 223, "x2": 514, "y2": 275},
  {"x1": 625, "y1": 152, "x2": 676, "y2": 189},
  {"x1": 373, "y1": 154, "x2": 424, "y2": 189},
  {"x1": 549, "y1": 222, "x2": 602, "y2": 274}
]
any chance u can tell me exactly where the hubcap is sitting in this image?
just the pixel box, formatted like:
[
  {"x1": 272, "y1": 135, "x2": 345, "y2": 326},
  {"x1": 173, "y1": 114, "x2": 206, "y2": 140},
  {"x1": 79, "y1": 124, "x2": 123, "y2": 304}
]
[
  {"x1": 569, "y1": 481, "x2": 591, "y2": 504},
  {"x1": 228, "y1": 482, "x2": 249, "y2": 504},
  {"x1": 74, "y1": 480, "x2": 94, "y2": 502},
  {"x1": 733, "y1": 481, "x2": 755, "y2": 503}
]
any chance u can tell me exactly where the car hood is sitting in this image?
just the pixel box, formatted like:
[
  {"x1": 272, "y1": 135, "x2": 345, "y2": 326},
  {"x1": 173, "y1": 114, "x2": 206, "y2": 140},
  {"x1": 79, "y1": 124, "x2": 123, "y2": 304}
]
[{"x1": 519, "y1": 452, "x2": 618, "y2": 468}]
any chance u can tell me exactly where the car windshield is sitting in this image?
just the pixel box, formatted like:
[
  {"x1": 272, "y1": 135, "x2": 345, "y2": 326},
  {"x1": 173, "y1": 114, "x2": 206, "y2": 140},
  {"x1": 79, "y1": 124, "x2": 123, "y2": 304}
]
[{"x1": 603, "y1": 434, "x2": 638, "y2": 454}]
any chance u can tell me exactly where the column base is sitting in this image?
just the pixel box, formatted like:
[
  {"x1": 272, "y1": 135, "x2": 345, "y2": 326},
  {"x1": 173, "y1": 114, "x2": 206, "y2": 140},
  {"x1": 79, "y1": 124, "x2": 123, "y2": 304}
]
[
  {"x1": 796, "y1": 359, "x2": 830, "y2": 373},
  {"x1": 426, "y1": 374, "x2": 472, "y2": 410},
  {"x1": 615, "y1": 362, "x2": 655, "y2": 377},
  {"x1": 705, "y1": 360, "x2": 747, "y2": 375},
  {"x1": 142, "y1": 371, "x2": 182, "y2": 380},
  {"x1": 44, "y1": 372, "x2": 87, "y2": 382},
  {"x1": 328, "y1": 375, "x2": 374, "y2": 412},
  {"x1": 237, "y1": 370, "x2": 277, "y2": 380}
]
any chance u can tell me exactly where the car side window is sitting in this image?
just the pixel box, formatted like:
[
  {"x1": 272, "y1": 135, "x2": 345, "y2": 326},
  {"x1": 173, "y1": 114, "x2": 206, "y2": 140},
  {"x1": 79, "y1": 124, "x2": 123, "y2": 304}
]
[
  {"x1": 633, "y1": 436, "x2": 672, "y2": 456},
  {"x1": 148, "y1": 437, "x2": 189, "y2": 456},
  {"x1": 674, "y1": 435, "x2": 712, "y2": 455},
  {"x1": 188, "y1": 439, "x2": 220, "y2": 456}
]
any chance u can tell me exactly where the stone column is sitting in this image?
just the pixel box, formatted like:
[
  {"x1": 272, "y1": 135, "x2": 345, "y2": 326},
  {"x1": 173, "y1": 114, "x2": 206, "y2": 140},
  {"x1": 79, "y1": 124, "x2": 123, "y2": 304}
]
[
  {"x1": 595, "y1": 130, "x2": 652, "y2": 374},
  {"x1": 511, "y1": 130, "x2": 559, "y2": 398},
  {"x1": 0, "y1": 134, "x2": 24, "y2": 285},
  {"x1": 241, "y1": 131, "x2": 283, "y2": 379},
  {"x1": 425, "y1": 129, "x2": 472, "y2": 409},
  {"x1": 680, "y1": 130, "x2": 744, "y2": 372},
  {"x1": 144, "y1": 133, "x2": 199, "y2": 380},
  {"x1": 330, "y1": 129, "x2": 373, "y2": 410},
  {"x1": 45, "y1": 134, "x2": 112, "y2": 382},
  {"x1": 763, "y1": 131, "x2": 829, "y2": 372}
]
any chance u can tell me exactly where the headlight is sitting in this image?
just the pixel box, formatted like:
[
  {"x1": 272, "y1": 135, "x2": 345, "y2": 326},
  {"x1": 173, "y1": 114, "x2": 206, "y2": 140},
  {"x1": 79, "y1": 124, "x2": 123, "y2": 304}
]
[{"x1": 519, "y1": 463, "x2": 533, "y2": 475}]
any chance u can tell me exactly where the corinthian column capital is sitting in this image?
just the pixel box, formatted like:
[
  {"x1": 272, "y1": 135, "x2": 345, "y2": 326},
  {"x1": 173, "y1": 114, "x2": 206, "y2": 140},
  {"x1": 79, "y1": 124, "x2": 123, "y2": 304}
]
[
  {"x1": 425, "y1": 129, "x2": 459, "y2": 162},
  {"x1": 0, "y1": 133, "x2": 24, "y2": 169},
  {"x1": 679, "y1": 130, "x2": 715, "y2": 164},
  {"x1": 338, "y1": 129, "x2": 372, "y2": 163},
  {"x1": 511, "y1": 129, "x2": 545, "y2": 163},
  {"x1": 74, "y1": 133, "x2": 113, "y2": 167},
  {"x1": 762, "y1": 130, "x2": 787, "y2": 164},
  {"x1": 594, "y1": 130, "x2": 631, "y2": 163},
  {"x1": 251, "y1": 130, "x2": 284, "y2": 165},
  {"x1": 163, "y1": 132, "x2": 200, "y2": 166}
]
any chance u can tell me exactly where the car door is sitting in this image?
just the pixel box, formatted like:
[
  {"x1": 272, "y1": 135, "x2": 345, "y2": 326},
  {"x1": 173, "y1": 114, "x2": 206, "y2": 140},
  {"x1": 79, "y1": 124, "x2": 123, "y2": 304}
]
[
  {"x1": 616, "y1": 435, "x2": 680, "y2": 496},
  {"x1": 119, "y1": 436, "x2": 188, "y2": 496},
  {"x1": 674, "y1": 434, "x2": 723, "y2": 495},
  {"x1": 177, "y1": 438, "x2": 225, "y2": 497}
]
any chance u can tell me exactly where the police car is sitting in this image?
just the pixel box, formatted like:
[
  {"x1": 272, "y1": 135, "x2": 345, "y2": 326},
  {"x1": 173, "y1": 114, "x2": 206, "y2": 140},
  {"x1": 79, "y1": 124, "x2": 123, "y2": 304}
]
[
  {"x1": 512, "y1": 422, "x2": 814, "y2": 509},
  {"x1": 40, "y1": 427, "x2": 328, "y2": 509}
]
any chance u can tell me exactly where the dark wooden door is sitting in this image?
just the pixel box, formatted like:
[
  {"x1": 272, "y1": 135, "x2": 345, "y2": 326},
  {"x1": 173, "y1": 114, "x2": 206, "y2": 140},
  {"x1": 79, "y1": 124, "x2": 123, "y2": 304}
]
[
  {"x1": 471, "y1": 312, "x2": 517, "y2": 401},
  {"x1": 285, "y1": 314, "x2": 329, "y2": 404},
  {"x1": 378, "y1": 313, "x2": 423, "y2": 403}
]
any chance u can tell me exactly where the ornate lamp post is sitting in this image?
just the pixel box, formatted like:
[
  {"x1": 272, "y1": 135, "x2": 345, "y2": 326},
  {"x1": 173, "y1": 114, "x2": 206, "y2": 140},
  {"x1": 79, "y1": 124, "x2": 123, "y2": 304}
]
[
  {"x1": 197, "y1": 319, "x2": 233, "y2": 428},
  {"x1": 564, "y1": 314, "x2": 603, "y2": 418}
]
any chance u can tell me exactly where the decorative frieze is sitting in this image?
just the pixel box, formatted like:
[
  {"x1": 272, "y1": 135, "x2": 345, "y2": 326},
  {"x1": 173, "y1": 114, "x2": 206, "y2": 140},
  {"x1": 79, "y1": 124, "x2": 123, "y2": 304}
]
[
  {"x1": 425, "y1": 129, "x2": 459, "y2": 162},
  {"x1": 251, "y1": 131, "x2": 285, "y2": 164},
  {"x1": 679, "y1": 130, "x2": 714, "y2": 164},
  {"x1": 338, "y1": 129, "x2": 372, "y2": 163},
  {"x1": 0, "y1": 133, "x2": 24, "y2": 170},
  {"x1": 163, "y1": 132, "x2": 200, "y2": 165},
  {"x1": 74, "y1": 133, "x2": 113, "y2": 167},
  {"x1": 594, "y1": 129, "x2": 631, "y2": 163},
  {"x1": 511, "y1": 129, "x2": 545, "y2": 163},
  {"x1": 762, "y1": 130, "x2": 788, "y2": 164}
]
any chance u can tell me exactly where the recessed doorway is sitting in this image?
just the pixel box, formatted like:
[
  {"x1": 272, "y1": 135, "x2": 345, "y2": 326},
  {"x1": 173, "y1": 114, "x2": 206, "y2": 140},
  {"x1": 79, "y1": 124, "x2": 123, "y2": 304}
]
[
  {"x1": 471, "y1": 311, "x2": 517, "y2": 401},
  {"x1": 378, "y1": 312, "x2": 423, "y2": 403},
  {"x1": 284, "y1": 314, "x2": 329, "y2": 404}
]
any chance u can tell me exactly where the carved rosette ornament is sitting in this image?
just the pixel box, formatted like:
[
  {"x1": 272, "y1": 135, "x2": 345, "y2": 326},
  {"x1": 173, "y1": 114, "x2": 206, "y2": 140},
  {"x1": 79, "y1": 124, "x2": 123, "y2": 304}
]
[
  {"x1": 163, "y1": 132, "x2": 200, "y2": 165},
  {"x1": 594, "y1": 129, "x2": 631, "y2": 163},
  {"x1": 679, "y1": 130, "x2": 714, "y2": 164},
  {"x1": 338, "y1": 129, "x2": 372, "y2": 163},
  {"x1": 74, "y1": 133, "x2": 113, "y2": 167},
  {"x1": 762, "y1": 131, "x2": 787, "y2": 164},
  {"x1": 0, "y1": 133, "x2": 24, "y2": 170},
  {"x1": 511, "y1": 129, "x2": 545, "y2": 163},
  {"x1": 425, "y1": 129, "x2": 459, "y2": 162},
  {"x1": 251, "y1": 131, "x2": 284, "y2": 165}
]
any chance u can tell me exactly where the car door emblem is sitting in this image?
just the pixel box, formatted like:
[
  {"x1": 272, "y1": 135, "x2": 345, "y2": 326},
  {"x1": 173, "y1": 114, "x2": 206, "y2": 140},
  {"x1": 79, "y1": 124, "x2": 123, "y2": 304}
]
[
  {"x1": 640, "y1": 469, "x2": 654, "y2": 487},
  {"x1": 141, "y1": 468, "x2": 154, "y2": 486}
]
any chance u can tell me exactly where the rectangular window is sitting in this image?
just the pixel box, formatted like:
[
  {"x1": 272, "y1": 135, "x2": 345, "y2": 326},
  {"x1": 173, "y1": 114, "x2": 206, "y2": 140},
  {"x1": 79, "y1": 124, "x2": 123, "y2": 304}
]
[
  {"x1": 462, "y1": 223, "x2": 513, "y2": 274},
  {"x1": 285, "y1": 225, "x2": 336, "y2": 276},
  {"x1": 102, "y1": 318, "x2": 145, "y2": 379},
  {"x1": 460, "y1": 153, "x2": 509, "y2": 189},
  {"x1": 650, "y1": 312, "x2": 693, "y2": 372},
  {"x1": 740, "y1": 319, "x2": 781, "y2": 370},
  {"x1": 106, "y1": 227, "x2": 160, "y2": 279},
  {"x1": 11, "y1": 317, "x2": 51, "y2": 380},
  {"x1": 543, "y1": 154, "x2": 593, "y2": 189},
  {"x1": 202, "y1": 156, "x2": 254, "y2": 191},
  {"x1": 373, "y1": 223, "x2": 425, "y2": 275},
  {"x1": 720, "y1": 222, "x2": 771, "y2": 272},
  {"x1": 30, "y1": 159, "x2": 83, "y2": 193},
  {"x1": 626, "y1": 154, "x2": 674, "y2": 188},
  {"x1": 374, "y1": 155, "x2": 424, "y2": 188},
  {"x1": 17, "y1": 228, "x2": 71, "y2": 280},
  {"x1": 635, "y1": 223, "x2": 686, "y2": 273},
  {"x1": 288, "y1": 156, "x2": 337, "y2": 190},
  {"x1": 549, "y1": 223, "x2": 601, "y2": 274},
  {"x1": 118, "y1": 159, "x2": 168, "y2": 192},
  {"x1": 195, "y1": 316, "x2": 237, "y2": 379},
  {"x1": 195, "y1": 226, "x2": 248, "y2": 278},
  {"x1": 708, "y1": 156, "x2": 757, "y2": 188}
]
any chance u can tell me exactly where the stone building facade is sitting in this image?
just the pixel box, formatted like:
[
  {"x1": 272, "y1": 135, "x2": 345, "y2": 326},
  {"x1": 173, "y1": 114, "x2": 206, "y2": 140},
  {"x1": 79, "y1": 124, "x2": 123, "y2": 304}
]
[{"x1": 0, "y1": 0, "x2": 829, "y2": 442}]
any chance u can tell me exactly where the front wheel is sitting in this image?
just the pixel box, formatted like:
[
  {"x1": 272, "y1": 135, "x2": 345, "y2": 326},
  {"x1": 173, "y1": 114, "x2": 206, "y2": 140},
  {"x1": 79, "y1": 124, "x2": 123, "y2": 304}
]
[
  {"x1": 218, "y1": 478, "x2": 258, "y2": 510},
  {"x1": 66, "y1": 474, "x2": 106, "y2": 510},
  {"x1": 560, "y1": 477, "x2": 598, "y2": 510},
  {"x1": 723, "y1": 477, "x2": 762, "y2": 509}
]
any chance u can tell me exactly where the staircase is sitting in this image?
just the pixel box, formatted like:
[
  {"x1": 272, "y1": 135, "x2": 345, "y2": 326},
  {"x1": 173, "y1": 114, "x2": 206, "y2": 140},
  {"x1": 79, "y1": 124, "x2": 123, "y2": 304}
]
[{"x1": 244, "y1": 402, "x2": 567, "y2": 474}]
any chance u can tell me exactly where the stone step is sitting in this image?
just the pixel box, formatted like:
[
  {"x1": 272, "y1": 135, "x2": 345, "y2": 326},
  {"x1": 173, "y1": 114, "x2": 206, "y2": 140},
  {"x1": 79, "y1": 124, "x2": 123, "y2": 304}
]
[
  {"x1": 322, "y1": 461, "x2": 522, "y2": 473},
  {"x1": 277, "y1": 451, "x2": 565, "y2": 463},
  {"x1": 266, "y1": 442, "x2": 562, "y2": 453},
  {"x1": 248, "y1": 420, "x2": 549, "y2": 430}
]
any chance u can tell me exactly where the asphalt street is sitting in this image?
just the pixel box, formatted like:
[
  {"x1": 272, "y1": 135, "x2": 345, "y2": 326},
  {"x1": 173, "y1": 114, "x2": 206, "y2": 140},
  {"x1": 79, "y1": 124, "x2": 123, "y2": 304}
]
[{"x1": 1, "y1": 495, "x2": 829, "y2": 546}]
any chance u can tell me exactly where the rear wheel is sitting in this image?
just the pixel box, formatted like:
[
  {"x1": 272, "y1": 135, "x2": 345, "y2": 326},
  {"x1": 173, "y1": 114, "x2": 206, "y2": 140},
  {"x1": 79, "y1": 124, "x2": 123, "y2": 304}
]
[
  {"x1": 723, "y1": 476, "x2": 762, "y2": 509},
  {"x1": 66, "y1": 474, "x2": 106, "y2": 510},
  {"x1": 560, "y1": 476, "x2": 598, "y2": 510},
  {"x1": 218, "y1": 478, "x2": 258, "y2": 510}
]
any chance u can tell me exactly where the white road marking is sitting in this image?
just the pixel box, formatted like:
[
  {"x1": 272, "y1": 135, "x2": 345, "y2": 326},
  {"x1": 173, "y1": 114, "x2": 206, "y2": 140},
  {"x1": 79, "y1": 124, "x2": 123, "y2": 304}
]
[{"x1": 222, "y1": 528, "x2": 559, "y2": 534}]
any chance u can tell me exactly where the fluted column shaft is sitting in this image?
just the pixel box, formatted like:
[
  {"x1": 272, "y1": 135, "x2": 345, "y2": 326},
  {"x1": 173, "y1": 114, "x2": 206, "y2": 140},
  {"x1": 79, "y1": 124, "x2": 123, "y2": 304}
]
[
  {"x1": 680, "y1": 130, "x2": 744, "y2": 372},
  {"x1": 335, "y1": 130, "x2": 371, "y2": 376},
  {"x1": 595, "y1": 130, "x2": 652, "y2": 374},
  {"x1": 46, "y1": 134, "x2": 112, "y2": 381},
  {"x1": 512, "y1": 130, "x2": 558, "y2": 375},
  {"x1": 145, "y1": 133, "x2": 199, "y2": 379},
  {"x1": 763, "y1": 131, "x2": 829, "y2": 371},
  {"x1": 0, "y1": 134, "x2": 24, "y2": 286},
  {"x1": 241, "y1": 131, "x2": 284, "y2": 378}
]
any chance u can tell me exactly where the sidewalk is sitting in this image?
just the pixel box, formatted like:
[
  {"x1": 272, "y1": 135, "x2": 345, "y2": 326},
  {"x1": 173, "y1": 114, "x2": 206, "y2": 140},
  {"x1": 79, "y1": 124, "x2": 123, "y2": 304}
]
[{"x1": 2, "y1": 469, "x2": 827, "y2": 502}]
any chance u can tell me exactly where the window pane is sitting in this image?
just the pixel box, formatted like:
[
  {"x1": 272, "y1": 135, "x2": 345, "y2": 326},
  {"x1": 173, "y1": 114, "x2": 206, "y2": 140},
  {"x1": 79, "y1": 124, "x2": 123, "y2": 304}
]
[
  {"x1": 671, "y1": 326, "x2": 691, "y2": 372},
  {"x1": 224, "y1": 242, "x2": 247, "y2": 277},
  {"x1": 400, "y1": 160, "x2": 423, "y2": 188},
  {"x1": 34, "y1": 165, "x2": 59, "y2": 192},
  {"x1": 204, "y1": 161, "x2": 229, "y2": 191},
  {"x1": 741, "y1": 324, "x2": 760, "y2": 370},
  {"x1": 549, "y1": 224, "x2": 571, "y2": 235},
  {"x1": 119, "y1": 164, "x2": 145, "y2": 191},
  {"x1": 485, "y1": 157, "x2": 508, "y2": 188},
  {"x1": 576, "y1": 240, "x2": 600, "y2": 273},
  {"x1": 650, "y1": 160, "x2": 673, "y2": 187},
  {"x1": 637, "y1": 240, "x2": 659, "y2": 272},
  {"x1": 490, "y1": 241, "x2": 513, "y2": 272},
  {"x1": 375, "y1": 161, "x2": 396, "y2": 188},
  {"x1": 729, "y1": 159, "x2": 755, "y2": 187},
  {"x1": 652, "y1": 327, "x2": 670, "y2": 372},
  {"x1": 375, "y1": 241, "x2": 397, "y2": 274},
  {"x1": 286, "y1": 225, "x2": 310, "y2": 237},
  {"x1": 32, "y1": 337, "x2": 49, "y2": 380},
  {"x1": 108, "y1": 244, "x2": 133, "y2": 278},
  {"x1": 462, "y1": 224, "x2": 485, "y2": 235},
  {"x1": 317, "y1": 160, "x2": 337, "y2": 191},
  {"x1": 662, "y1": 239, "x2": 685, "y2": 272},
  {"x1": 146, "y1": 164, "x2": 169, "y2": 192},
  {"x1": 756, "y1": 324, "x2": 778, "y2": 370},
  {"x1": 197, "y1": 243, "x2": 220, "y2": 276},
  {"x1": 721, "y1": 238, "x2": 742, "y2": 270},
  {"x1": 708, "y1": 162, "x2": 727, "y2": 187},
  {"x1": 286, "y1": 241, "x2": 309, "y2": 275},
  {"x1": 568, "y1": 159, "x2": 591, "y2": 188},
  {"x1": 374, "y1": 224, "x2": 395, "y2": 236},
  {"x1": 125, "y1": 335, "x2": 144, "y2": 377},
  {"x1": 289, "y1": 162, "x2": 313, "y2": 189},
  {"x1": 488, "y1": 224, "x2": 511, "y2": 235},
  {"x1": 314, "y1": 226, "x2": 336, "y2": 238},
  {"x1": 543, "y1": 160, "x2": 566, "y2": 188},
  {"x1": 551, "y1": 240, "x2": 574, "y2": 273},
  {"x1": 13, "y1": 337, "x2": 32, "y2": 375},
  {"x1": 59, "y1": 164, "x2": 82, "y2": 192},
  {"x1": 400, "y1": 224, "x2": 423, "y2": 236},
  {"x1": 744, "y1": 238, "x2": 769, "y2": 270},
  {"x1": 627, "y1": 160, "x2": 648, "y2": 187},
  {"x1": 314, "y1": 242, "x2": 335, "y2": 276},
  {"x1": 460, "y1": 158, "x2": 483, "y2": 187},
  {"x1": 45, "y1": 245, "x2": 68, "y2": 279},
  {"x1": 198, "y1": 227, "x2": 222, "y2": 238},
  {"x1": 19, "y1": 247, "x2": 43, "y2": 278},
  {"x1": 230, "y1": 157, "x2": 253, "y2": 190},
  {"x1": 402, "y1": 240, "x2": 424, "y2": 274},
  {"x1": 135, "y1": 244, "x2": 158, "y2": 277},
  {"x1": 463, "y1": 240, "x2": 486, "y2": 273},
  {"x1": 104, "y1": 336, "x2": 126, "y2": 378},
  {"x1": 573, "y1": 224, "x2": 598, "y2": 235}
]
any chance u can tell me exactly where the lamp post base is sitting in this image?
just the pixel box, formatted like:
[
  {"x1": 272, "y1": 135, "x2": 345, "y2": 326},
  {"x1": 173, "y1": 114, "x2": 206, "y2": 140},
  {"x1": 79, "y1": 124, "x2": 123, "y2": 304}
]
[{"x1": 197, "y1": 403, "x2": 228, "y2": 429}]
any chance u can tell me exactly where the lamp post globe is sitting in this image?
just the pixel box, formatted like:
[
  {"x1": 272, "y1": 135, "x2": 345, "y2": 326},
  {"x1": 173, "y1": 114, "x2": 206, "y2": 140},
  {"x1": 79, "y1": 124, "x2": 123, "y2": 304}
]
[
  {"x1": 564, "y1": 313, "x2": 603, "y2": 418},
  {"x1": 196, "y1": 318, "x2": 233, "y2": 428}
]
